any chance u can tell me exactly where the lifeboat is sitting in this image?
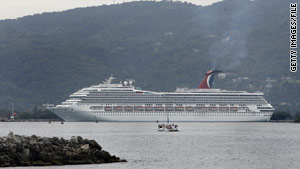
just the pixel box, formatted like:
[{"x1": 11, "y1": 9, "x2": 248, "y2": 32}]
[
  {"x1": 175, "y1": 107, "x2": 184, "y2": 111},
  {"x1": 134, "y1": 106, "x2": 144, "y2": 111},
  {"x1": 185, "y1": 106, "x2": 194, "y2": 111},
  {"x1": 90, "y1": 106, "x2": 103, "y2": 110},
  {"x1": 208, "y1": 107, "x2": 218, "y2": 111},
  {"x1": 165, "y1": 107, "x2": 174, "y2": 111},
  {"x1": 219, "y1": 107, "x2": 229, "y2": 111},
  {"x1": 104, "y1": 106, "x2": 112, "y2": 111},
  {"x1": 154, "y1": 107, "x2": 164, "y2": 111},
  {"x1": 113, "y1": 106, "x2": 123, "y2": 111},
  {"x1": 195, "y1": 107, "x2": 207, "y2": 111},
  {"x1": 230, "y1": 107, "x2": 238, "y2": 111},
  {"x1": 124, "y1": 106, "x2": 133, "y2": 111},
  {"x1": 145, "y1": 107, "x2": 154, "y2": 111}
]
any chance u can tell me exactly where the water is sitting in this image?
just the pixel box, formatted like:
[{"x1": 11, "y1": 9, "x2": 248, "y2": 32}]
[{"x1": 0, "y1": 122, "x2": 300, "y2": 169}]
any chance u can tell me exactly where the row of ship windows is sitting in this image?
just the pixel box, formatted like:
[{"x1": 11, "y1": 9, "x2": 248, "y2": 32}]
[
  {"x1": 82, "y1": 98, "x2": 264, "y2": 104},
  {"x1": 118, "y1": 104, "x2": 234, "y2": 106},
  {"x1": 87, "y1": 97, "x2": 264, "y2": 101},
  {"x1": 102, "y1": 104, "x2": 247, "y2": 107},
  {"x1": 85, "y1": 96, "x2": 264, "y2": 100},
  {"x1": 77, "y1": 98, "x2": 266, "y2": 102},
  {"x1": 257, "y1": 107, "x2": 273, "y2": 109},
  {"x1": 81, "y1": 97, "x2": 265, "y2": 100},
  {"x1": 81, "y1": 101, "x2": 266, "y2": 104},
  {"x1": 90, "y1": 107, "x2": 261, "y2": 111},
  {"x1": 90, "y1": 106, "x2": 241, "y2": 109},
  {"x1": 85, "y1": 107, "x2": 265, "y2": 112},
  {"x1": 89, "y1": 108, "x2": 273, "y2": 113},
  {"x1": 100, "y1": 109, "x2": 270, "y2": 112},
  {"x1": 75, "y1": 96, "x2": 264, "y2": 102},
  {"x1": 102, "y1": 109, "x2": 240, "y2": 112},
  {"x1": 91, "y1": 112, "x2": 272, "y2": 116},
  {"x1": 88, "y1": 93, "x2": 263, "y2": 97}
]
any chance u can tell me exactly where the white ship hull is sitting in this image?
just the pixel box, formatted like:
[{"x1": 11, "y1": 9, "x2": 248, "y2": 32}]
[{"x1": 48, "y1": 106, "x2": 272, "y2": 122}]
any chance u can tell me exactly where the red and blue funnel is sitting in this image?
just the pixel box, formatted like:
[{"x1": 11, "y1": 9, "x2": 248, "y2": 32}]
[{"x1": 198, "y1": 70, "x2": 222, "y2": 89}]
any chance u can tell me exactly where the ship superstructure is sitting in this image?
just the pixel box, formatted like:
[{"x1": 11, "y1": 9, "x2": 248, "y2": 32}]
[{"x1": 48, "y1": 71, "x2": 274, "y2": 122}]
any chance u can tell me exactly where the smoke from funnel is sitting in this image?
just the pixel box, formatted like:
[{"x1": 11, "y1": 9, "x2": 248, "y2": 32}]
[{"x1": 204, "y1": 0, "x2": 255, "y2": 70}]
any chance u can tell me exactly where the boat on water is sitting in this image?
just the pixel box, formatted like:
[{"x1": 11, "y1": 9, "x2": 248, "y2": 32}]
[
  {"x1": 47, "y1": 70, "x2": 274, "y2": 122},
  {"x1": 158, "y1": 110, "x2": 179, "y2": 132},
  {"x1": 166, "y1": 123, "x2": 179, "y2": 132},
  {"x1": 158, "y1": 123, "x2": 179, "y2": 132}
]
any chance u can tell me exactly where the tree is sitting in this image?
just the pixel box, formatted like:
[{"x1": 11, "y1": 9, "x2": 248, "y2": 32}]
[
  {"x1": 294, "y1": 111, "x2": 300, "y2": 119},
  {"x1": 270, "y1": 111, "x2": 292, "y2": 120}
]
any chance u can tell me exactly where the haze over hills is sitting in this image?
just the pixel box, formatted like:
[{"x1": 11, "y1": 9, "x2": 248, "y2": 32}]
[
  {"x1": 0, "y1": 0, "x2": 222, "y2": 20},
  {"x1": 0, "y1": 0, "x2": 299, "y2": 112}
]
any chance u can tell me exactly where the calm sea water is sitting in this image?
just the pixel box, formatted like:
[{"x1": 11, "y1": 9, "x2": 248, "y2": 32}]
[{"x1": 0, "y1": 122, "x2": 300, "y2": 169}]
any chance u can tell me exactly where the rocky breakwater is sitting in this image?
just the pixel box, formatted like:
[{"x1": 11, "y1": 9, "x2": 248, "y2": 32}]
[
  {"x1": 294, "y1": 118, "x2": 300, "y2": 123},
  {"x1": 0, "y1": 132, "x2": 126, "y2": 167}
]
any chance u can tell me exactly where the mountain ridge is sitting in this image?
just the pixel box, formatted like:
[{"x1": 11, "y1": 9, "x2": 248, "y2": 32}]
[{"x1": 0, "y1": 0, "x2": 299, "y2": 112}]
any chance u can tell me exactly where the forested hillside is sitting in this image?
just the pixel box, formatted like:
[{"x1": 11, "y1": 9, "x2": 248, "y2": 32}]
[{"x1": 0, "y1": 0, "x2": 299, "y2": 112}]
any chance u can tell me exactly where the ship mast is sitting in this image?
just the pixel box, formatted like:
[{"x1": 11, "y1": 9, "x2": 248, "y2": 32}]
[
  {"x1": 167, "y1": 111, "x2": 169, "y2": 123},
  {"x1": 104, "y1": 75, "x2": 115, "y2": 84},
  {"x1": 10, "y1": 103, "x2": 15, "y2": 120}
]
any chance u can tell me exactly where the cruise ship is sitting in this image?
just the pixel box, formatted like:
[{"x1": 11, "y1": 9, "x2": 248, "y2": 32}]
[{"x1": 47, "y1": 70, "x2": 274, "y2": 122}]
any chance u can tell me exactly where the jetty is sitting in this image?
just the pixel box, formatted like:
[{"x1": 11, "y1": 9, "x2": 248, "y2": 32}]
[{"x1": 0, "y1": 132, "x2": 126, "y2": 167}]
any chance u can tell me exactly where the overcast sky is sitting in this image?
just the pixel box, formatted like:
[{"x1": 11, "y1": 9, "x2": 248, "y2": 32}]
[{"x1": 0, "y1": 0, "x2": 222, "y2": 20}]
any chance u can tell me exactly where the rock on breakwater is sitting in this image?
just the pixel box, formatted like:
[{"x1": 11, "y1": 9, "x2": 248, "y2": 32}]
[
  {"x1": 294, "y1": 118, "x2": 300, "y2": 123},
  {"x1": 0, "y1": 132, "x2": 126, "y2": 167}
]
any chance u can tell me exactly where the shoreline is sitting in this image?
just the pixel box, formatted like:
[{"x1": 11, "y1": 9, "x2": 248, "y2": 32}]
[{"x1": 0, "y1": 119, "x2": 61, "y2": 122}]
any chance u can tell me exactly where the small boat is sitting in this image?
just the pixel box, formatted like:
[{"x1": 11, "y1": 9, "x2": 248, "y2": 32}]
[
  {"x1": 165, "y1": 123, "x2": 179, "y2": 132},
  {"x1": 157, "y1": 113, "x2": 179, "y2": 132},
  {"x1": 157, "y1": 123, "x2": 179, "y2": 132},
  {"x1": 157, "y1": 123, "x2": 165, "y2": 131}
]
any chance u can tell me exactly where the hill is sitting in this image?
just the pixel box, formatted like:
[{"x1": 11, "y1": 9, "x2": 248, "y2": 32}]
[{"x1": 0, "y1": 0, "x2": 299, "y2": 112}]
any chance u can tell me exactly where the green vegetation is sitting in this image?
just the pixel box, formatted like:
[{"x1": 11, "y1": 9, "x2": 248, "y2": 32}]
[
  {"x1": 270, "y1": 111, "x2": 300, "y2": 121},
  {"x1": 0, "y1": 0, "x2": 299, "y2": 112},
  {"x1": 294, "y1": 112, "x2": 300, "y2": 123},
  {"x1": 270, "y1": 111, "x2": 292, "y2": 121}
]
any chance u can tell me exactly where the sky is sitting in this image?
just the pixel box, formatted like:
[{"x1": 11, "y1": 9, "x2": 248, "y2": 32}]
[{"x1": 0, "y1": 0, "x2": 222, "y2": 20}]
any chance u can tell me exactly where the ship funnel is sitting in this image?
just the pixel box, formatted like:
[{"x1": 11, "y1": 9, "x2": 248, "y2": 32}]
[{"x1": 198, "y1": 70, "x2": 222, "y2": 89}]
